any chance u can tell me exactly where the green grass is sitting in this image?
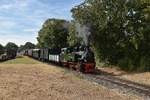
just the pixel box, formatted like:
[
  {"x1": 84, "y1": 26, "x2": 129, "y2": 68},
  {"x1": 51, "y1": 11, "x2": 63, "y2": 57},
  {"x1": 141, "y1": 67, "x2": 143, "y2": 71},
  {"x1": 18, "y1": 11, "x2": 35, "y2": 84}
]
[{"x1": 1, "y1": 56, "x2": 42, "y2": 64}]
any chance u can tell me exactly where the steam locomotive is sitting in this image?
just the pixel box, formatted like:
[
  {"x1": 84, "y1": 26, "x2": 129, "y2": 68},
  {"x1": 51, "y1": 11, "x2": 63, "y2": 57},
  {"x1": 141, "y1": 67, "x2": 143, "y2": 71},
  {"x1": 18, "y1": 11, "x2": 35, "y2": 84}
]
[{"x1": 25, "y1": 46, "x2": 96, "y2": 73}]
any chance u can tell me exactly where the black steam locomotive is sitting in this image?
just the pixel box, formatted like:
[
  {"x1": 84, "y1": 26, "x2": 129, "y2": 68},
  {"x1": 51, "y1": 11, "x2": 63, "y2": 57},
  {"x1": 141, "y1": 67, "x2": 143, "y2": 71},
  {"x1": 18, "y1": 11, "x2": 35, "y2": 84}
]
[{"x1": 25, "y1": 46, "x2": 96, "y2": 73}]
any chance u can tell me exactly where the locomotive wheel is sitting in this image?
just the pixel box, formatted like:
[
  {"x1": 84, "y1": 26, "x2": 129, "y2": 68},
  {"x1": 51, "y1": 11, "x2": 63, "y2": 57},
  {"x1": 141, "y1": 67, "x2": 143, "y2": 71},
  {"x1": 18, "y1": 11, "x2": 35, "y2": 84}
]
[{"x1": 79, "y1": 62, "x2": 85, "y2": 73}]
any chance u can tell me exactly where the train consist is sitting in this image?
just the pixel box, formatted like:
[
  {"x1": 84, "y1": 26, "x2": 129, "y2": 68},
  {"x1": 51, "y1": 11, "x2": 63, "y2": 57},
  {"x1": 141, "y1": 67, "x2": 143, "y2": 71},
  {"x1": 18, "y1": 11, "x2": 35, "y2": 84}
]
[
  {"x1": 25, "y1": 46, "x2": 96, "y2": 73},
  {"x1": 0, "y1": 50, "x2": 17, "y2": 62}
]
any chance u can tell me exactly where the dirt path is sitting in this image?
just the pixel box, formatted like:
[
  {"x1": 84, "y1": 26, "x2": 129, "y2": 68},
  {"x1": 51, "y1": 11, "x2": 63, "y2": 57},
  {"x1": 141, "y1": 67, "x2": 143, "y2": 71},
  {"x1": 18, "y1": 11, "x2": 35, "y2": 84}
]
[{"x1": 0, "y1": 63, "x2": 143, "y2": 100}]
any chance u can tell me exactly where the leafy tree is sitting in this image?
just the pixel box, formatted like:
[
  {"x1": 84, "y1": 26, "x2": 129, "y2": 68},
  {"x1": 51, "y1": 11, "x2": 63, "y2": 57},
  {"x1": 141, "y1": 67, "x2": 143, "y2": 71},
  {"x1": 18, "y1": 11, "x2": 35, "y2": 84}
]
[
  {"x1": 18, "y1": 42, "x2": 35, "y2": 52},
  {"x1": 5, "y1": 42, "x2": 18, "y2": 56},
  {"x1": 37, "y1": 18, "x2": 69, "y2": 48},
  {"x1": 23, "y1": 42, "x2": 35, "y2": 49},
  {"x1": 71, "y1": 0, "x2": 150, "y2": 71},
  {"x1": 5, "y1": 42, "x2": 18, "y2": 51},
  {"x1": 0, "y1": 44, "x2": 4, "y2": 55}
]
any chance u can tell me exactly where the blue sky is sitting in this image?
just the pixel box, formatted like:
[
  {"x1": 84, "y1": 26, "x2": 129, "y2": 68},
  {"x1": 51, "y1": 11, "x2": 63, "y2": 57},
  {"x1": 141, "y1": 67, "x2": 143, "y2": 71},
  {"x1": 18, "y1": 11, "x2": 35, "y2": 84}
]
[{"x1": 0, "y1": 0, "x2": 83, "y2": 46}]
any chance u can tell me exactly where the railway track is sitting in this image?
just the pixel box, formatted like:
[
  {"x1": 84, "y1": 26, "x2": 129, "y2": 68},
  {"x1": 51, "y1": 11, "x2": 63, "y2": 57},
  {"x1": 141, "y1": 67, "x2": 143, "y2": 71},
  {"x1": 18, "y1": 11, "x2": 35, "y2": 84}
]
[
  {"x1": 72, "y1": 70, "x2": 150, "y2": 99},
  {"x1": 48, "y1": 63, "x2": 150, "y2": 99},
  {"x1": 95, "y1": 75, "x2": 150, "y2": 95}
]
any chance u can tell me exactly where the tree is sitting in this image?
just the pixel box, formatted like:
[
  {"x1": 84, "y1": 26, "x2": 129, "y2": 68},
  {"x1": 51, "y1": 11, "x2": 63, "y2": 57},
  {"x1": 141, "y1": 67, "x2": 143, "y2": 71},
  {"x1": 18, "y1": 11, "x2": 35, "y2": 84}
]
[
  {"x1": 5, "y1": 42, "x2": 18, "y2": 51},
  {"x1": 18, "y1": 42, "x2": 36, "y2": 52},
  {"x1": 5, "y1": 42, "x2": 18, "y2": 57},
  {"x1": 0, "y1": 44, "x2": 4, "y2": 55},
  {"x1": 23, "y1": 42, "x2": 35, "y2": 49},
  {"x1": 71, "y1": 0, "x2": 150, "y2": 71},
  {"x1": 37, "y1": 18, "x2": 69, "y2": 48}
]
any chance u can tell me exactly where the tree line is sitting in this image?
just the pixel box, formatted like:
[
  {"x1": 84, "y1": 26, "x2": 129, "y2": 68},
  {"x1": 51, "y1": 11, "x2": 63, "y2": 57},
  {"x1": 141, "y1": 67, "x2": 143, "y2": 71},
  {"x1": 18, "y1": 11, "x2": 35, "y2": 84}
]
[{"x1": 0, "y1": 42, "x2": 36, "y2": 55}]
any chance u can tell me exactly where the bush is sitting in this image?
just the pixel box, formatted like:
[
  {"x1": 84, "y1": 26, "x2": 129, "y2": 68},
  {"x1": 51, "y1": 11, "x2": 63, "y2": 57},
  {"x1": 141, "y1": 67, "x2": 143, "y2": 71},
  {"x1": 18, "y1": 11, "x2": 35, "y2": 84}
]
[
  {"x1": 118, "y1": 57, "x2": 135, "y2": 71},
  {"x1": 138, "y1": 57, "x2": 150, "y2": 71}
]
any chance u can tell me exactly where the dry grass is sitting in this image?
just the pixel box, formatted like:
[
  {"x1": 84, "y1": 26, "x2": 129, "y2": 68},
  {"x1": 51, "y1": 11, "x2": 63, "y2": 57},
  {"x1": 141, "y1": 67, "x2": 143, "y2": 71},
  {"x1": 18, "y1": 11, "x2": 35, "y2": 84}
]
[
  {"x1": 120, "y1": 72, "x2": 150, "y2": 86},
  {"x1": 0, "y1": 63, "x2": 143, "y2": 100},
  {"x1": 0, "y1": 57, "x2": 144, "y2": 100},
  {"x1": 99, "y1": 67, "x2": 150, "y2": 86},
  {"x1": 99, "y1": 67, "x2": 127, "y2": 75}
]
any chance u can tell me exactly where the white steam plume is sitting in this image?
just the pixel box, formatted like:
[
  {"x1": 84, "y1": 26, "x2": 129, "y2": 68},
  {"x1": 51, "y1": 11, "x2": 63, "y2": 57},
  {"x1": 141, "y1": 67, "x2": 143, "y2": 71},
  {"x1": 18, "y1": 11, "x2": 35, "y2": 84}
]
[{"x1": 75, "y1": 22, "x2": 91, "y2": 46}]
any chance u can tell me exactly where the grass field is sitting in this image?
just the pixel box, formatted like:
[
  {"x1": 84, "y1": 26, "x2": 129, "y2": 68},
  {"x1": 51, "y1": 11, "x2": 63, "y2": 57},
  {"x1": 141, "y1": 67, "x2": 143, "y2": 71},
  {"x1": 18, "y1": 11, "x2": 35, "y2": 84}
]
[
  {"x1": 1, "y1": 56, "x2": 42, "y2": 64},
  {"x1": 0, "y1": 57, "x2": 143, "y2": 100}
]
